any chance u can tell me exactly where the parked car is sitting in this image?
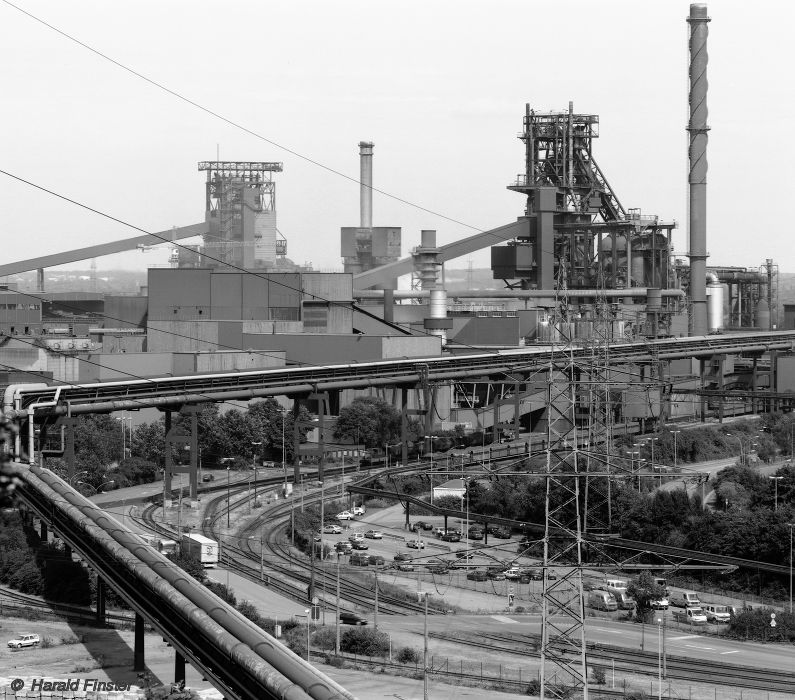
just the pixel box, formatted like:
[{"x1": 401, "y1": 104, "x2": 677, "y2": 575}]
[
  {"x1": 349, "y1": 554, "x2": 369, "y2": 566},
  {"x1": 393, "y1": 552, "x2": 412, "y2": 562},
  {"x1": 702, "y1": 604, "x2": 731, "y2": 623},
  {"x1": 348, "y1": 532, "x2": 365, "y2": 542},
  {"x1": 322, "y1": 524, "x2": 343, "y2": 534},
  {"x1": 411, "y1": 521, "x2": 427, "y2": 532},
  {"x1": 367, "y1": 555, "x2": 386, "y2": 566},
  {"x1": 455, "y1": 550, "x2": 474, "y2": 559},
  {"x1": 433, "y1": 527, "x2": 447, "y2": 538},
  {"x1": 396, "y1": 563, "x2": 415, "y2": 572},
  {"x1": 467, "y1": 570, "x2": 488, "y2": 581},
  {"x1": 487, "y1": 568, "x2": 506, "y2": 581},
  {"x1": 406, "y1": 539, "x2": 425, "y2": 549},
  {"x1": 201, "y1": 474, "x2": 215, "y2": 482},
  {"x1": 467, "y1": 527, "x2": 484, "y2": 540},
  {"x1": 420, "y1": 521, "x2": 434, "y2": 531},
  {"x1": 589, "y1": 590, "x2": 618, "y2": 612},
  {"x1": 7, "y1": 633, "x2": 39, "y2": 649},
  {"x1": 351, "y1": 541, "x2": 369, "y2": 550},
  {"x1": 670, "y1": 591, "x2": 701, "y2": 608},
  {"x1": 491, "y1": 527, "x2": 512, "y2": 539},
  {"x1": 504, "y1": 567, "x2": 521, "y2": 580},
  {"x1": 340, "y1": 612, "x2": 368, "y2": 626},
  {"x1": 336, "y1": 510, "x2": 355, "y2": 521},
  {"x1": 352, "y1": 505, "x2": 366, "y2": 516},
  {"x1": 441, "y1": 531, "x2": 461, "y2": 542},
  {"x1": 364, "y1": 530, "x2": 383, "y2": 539},
  {"x1": 334, "y1": 541, "x2": 352, "y2": 554},
  {"x1": 525, "y1": 569, "x2": 543, "y2": 581}
]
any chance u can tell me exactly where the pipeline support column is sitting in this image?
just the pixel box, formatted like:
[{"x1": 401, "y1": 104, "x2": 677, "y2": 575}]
[{"x1": 134, "y1": 613, "x2": 145, "y2": 672}]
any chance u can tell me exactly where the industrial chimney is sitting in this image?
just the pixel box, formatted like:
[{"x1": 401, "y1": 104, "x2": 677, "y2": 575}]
[
  {"x1": 359, "y1": 141, "x2": 374, "y2": 228},
  {"x1": 687, "y1": 3, "x2": 710, "y2": 335}
]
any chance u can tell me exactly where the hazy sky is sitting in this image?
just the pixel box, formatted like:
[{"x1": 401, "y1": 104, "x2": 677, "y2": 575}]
[{"x1": 2, "y1": 0, "x2": 793, "y2": 276}]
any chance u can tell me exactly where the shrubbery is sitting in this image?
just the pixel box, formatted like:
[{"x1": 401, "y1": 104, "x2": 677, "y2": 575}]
[
  {"x1": 340, "y1": 627, "x2": 390, "y2": 656},
  {"x1": 395, "y1": 646, "x2": 420, "y2": 664}
]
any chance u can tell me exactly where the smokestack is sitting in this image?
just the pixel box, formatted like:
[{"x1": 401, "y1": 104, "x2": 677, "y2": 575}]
[
  {"x1": 687, "y1": 3, "x2": 710, "y2": 335},
  {"x1": 359, "y1": 141, "x2": 374, "y2": 228}
]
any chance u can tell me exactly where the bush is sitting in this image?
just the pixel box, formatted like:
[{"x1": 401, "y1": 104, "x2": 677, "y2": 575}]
[
  {"x1": 364, "y1": 498, "x2": 390, "y2": 509},
  {"x1": 340, "y1": 628, "x2": 390, "y2": 657},
  {"x1": 205, "y1": 581, "x2": 236, "y2": 606},
  {"x1": 324, "y1": 654, "x2": 346, "y2": 668},
  {"x1": 311, "y1": 626, "x2": 337, "y2": 651},
  {"x1": 40, "y1": 636, "x2": 55, "y2": 649},
  {"x1": 395, "y1": 646, "x2": 420, "y2": 664},
  {"x1": 235, "y1": 601, "x2": 262, "y2": 625},
  {"x1": 526, "y1": 679, "x2": 541, "y2": 696},
  {"x1": 591, "y1": 666, "x2": 606, "y2": 685}
]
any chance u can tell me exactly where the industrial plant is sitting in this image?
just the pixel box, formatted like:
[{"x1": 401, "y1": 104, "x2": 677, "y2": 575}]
[{"x1": 3, "y1": 4, "x2": 795, "y2": 700}]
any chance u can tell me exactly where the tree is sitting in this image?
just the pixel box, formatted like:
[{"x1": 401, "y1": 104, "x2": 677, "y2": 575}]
[
  {"x1": 132, "y1": 420, "x2": 166, "y2": 466},
  {"x1": 627, "y1": 571, "x2": 667, "y2": 622},
  {"x1": 334, "y1": 397, "x2": 400, "y2": 448}
]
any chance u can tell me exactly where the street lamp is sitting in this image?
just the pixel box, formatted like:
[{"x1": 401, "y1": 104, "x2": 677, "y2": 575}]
[
  {"x1": 251, "y1": 441, "x2": 262, "y2": 503},
  {"x1": 770, "y1": 476, "x2": 784, "y2": 511},
  {"x1": 656, "y1": 618, "x2": 663, "y2": 700},
  {"x1": 787, "y1": 522, "x2": 794, "y2": 614},
  {"x1": 418, "y1": 590, "x2": 429, "y2": 700},
  {"x1": 671, "y1": 430, "x2": 681, "y2": 471},
  {"x1": 626, "y1": 450, "x2": 640, "y2": 491},
  {"x1": 227, "y1": 466, "x2": 231, "y2": 528},
  {"x1": 78, "y1": 479, "x2": 115, "y2": 495}
]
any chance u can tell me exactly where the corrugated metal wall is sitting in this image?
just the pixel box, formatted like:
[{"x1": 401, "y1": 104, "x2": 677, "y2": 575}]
[
  {"x1": 103, "y1": 296, "x2": 148, "y2": 329},
  {"x1": 148, "y1": 269, "x2": 212, "y2": 320}
]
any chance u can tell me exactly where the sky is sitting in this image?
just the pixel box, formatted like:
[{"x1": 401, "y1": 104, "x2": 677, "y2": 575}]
[{"x1": 2, "y1": 0, "x2": 794, "y2": 276}]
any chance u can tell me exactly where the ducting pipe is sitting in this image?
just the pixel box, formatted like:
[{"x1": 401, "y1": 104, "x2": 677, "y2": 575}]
[{"x1": 354, "y1": 288, "x2": 686, "y2": 300}]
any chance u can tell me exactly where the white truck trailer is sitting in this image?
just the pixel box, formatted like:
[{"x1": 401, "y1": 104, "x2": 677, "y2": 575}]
[{"x1": 181, "y1": 533, "x2": 219, "y2": 568}]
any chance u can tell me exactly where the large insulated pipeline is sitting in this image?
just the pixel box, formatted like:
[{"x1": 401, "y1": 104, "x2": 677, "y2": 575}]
[
  {"x1": 19, "y1": 465, "x2": 357, "y2": 700},
  {"x1": 688, "y1": 3, "x2": 711, "y2": 335},
  {"x1": 359, "y1": 141, "x2": 374, "y2": 229}
]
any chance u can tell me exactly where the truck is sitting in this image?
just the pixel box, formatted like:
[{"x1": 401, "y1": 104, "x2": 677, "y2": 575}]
[
  {"x1": 669, "y1": 590, "x2": 701, "y2": 608},
  {"x1": 702, "y1": 603, "x2": 731, "y2": 623},
  {"x1": 181, "y1": 533, "x2": 219, "y2": 568},
  {"x1": 672, "y1": 607, "x2": 707, "y2": 625}
]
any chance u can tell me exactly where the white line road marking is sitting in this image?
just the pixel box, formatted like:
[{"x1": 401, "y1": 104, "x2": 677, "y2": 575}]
[
  {"x1": 720, "y1": 650, "x2": 740, "y2": 655},
  {"x1": 668, "y1": 635, "x2": 700, "y2": 641},
  {"x1": 491, "y1": 615, "x2": 519, "y2": 624},
  {"x1": 684, "y1": 644, "x2": 715, "y2": 651}
]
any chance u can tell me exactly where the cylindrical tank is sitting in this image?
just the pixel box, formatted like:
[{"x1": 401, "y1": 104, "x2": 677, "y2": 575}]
[
  {"x1": 756, "y1": 298, "x2": 770, "y2": 331},
  {"x1": 646, "y1": 288, "x2": 662, "y2": 311},
  {"x1": 706, "y1": 275, "x2": 723, "y2": 332},
  {"x1": 429, "y1": 289, "x2": 448, "y2": 345},
  {"x1": 631, "y1": 255, "x2": 645, "y2": 287}
]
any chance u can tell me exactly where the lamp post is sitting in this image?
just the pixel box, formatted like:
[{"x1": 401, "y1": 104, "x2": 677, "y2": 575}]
[
  {"x1": 626, "y1": 450, "x2": 640, "y2": 491},
  {"x1": 656, "y1": 618, "x2": 663, "y2": 700},
  {"x1": 671, "y1": 430, "x2": 681, "y2": 472},
  {"x1": 335, "y1": 553, "x2": 341, "y2": 654},
  {"x1": 726, "y1": 433, "x2": 745, "y2": 466},
  {"x1": 770, "y1": 476, "x2": 784, "y2": 511},
  {"x1": 227, "y1": 466, "x2": 231, "y2": 528},
  {"x1": 418, "y1": 590, "x2": 429, "y2": 700},
  {"x1": 788, "y1": 522, "x2": 794, "y2": 614},
  {"x1": 77, "y1": 479, "x2": 115, "y2": 495},
  {"x1": 251, "y1": 441, "x2": 262, "y2": 503}
]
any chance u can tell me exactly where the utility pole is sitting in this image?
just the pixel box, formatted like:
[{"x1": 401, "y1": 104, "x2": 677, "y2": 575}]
[
  {"x1": 374, "y1": 566, "x2": 379, "y2": 631},
  {"x1": 335, "y1": 553, "x2": 341, "y2": 654}
]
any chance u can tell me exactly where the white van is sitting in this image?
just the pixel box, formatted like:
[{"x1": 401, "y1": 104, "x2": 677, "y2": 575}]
[
  {"x1": 670, "y1": 591, "x2": 701, "y2": 608},
  {"x1": 702, "y1": 603, "x2": 731, "y2": 623},
  {"x1": 589, "y1": 590, "x2": 618, "y2": 612}
]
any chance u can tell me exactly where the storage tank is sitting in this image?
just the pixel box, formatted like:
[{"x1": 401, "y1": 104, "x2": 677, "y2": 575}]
[{"x1": 706, "y1": 273, "x2": 723, "y2": 332}]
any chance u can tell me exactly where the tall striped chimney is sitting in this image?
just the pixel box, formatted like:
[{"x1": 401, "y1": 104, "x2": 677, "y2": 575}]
[
  {"x1": 688, "y1": 4, "x2": 710, "y2": 335},
  {"x1": 359, "y1": 141, "x2": 374, "y2": 228}
]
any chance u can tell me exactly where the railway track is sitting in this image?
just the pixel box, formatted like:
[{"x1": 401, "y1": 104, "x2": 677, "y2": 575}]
[
  {"x1": 431, "y1": 630, "x2": 795, "y2": 694},
  {"x1": 0, "y1": 588, "x2": 135, "y2": 627}
]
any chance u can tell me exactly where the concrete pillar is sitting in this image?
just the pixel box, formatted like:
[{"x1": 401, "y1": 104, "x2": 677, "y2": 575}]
[
  {"x1": 174, "y1": 651, "x2": 186, "y2": 684},
  {"x1": 96, "y1": 576, "x2": 106, "y2": 623},
  {"x1": 292, "y1": 397, "x2": 301, "y2": 488},
  {"x1": 189, "y1": 408, "x2": 199, "y2": 504},
  {"x1": 36, "y1": 267, "x2": 45, "y2": 292},
  {"x1": 134, "y1": 614, "x2": 145, "y2": 672},
  {"x1": 163, "y1": 411, "x2": 173, "y2": 507}
]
